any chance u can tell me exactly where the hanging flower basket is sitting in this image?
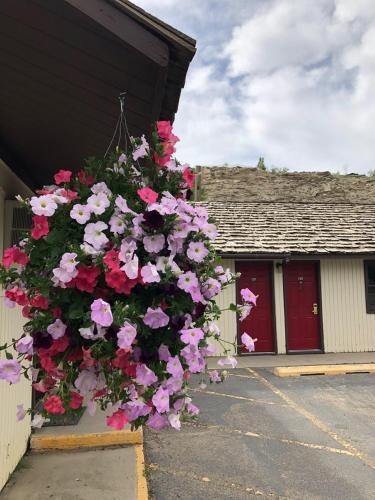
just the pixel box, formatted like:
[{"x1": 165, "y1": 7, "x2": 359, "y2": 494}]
[{"x1": 0, "y1": 120, "x2": 257, "y2": 431}]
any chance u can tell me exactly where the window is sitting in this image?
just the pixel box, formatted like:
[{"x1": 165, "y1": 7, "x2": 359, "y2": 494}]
[{"x1": 364, "y1": 261, "x2": 375, "y2": 313}]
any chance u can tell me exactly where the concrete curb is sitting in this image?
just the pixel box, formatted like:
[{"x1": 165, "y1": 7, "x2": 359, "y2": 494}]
[
  {"x1": 30, "y1": 428, "x2": 143, "y2": 451},
  {"x1": 135, "y1": 444, "x2": 149, "y2": 500},
  {"x1": 273, "y1": 363, "x2": 375, "y2": 377}
]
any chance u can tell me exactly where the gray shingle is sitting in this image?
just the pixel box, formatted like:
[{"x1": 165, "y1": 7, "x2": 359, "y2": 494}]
[{"x1": 199, "y1": 202, "x2": 375, "y2": 255}]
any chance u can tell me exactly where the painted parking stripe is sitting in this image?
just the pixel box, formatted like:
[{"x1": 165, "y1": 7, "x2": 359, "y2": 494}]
[{"x1": 247, "y1": 368, "x2": 375, "y2": 472}]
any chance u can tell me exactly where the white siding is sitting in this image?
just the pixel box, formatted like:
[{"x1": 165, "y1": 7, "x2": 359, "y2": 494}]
[
  {"x1": 214, "y1": 259, "x2": 237, "y2": 356},
  {"x1": 273, "y1": 261, "x2": 286, "y2": 354},
  {"x1": 320, "y1": 258, "x2": 375, "y2": 353},
  {"x1": 0, "y1": 174, "x2": 32, "y2": 491}
]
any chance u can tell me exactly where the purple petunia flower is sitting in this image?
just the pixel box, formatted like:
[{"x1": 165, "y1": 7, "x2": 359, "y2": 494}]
[
  {"x1": 152, "y1": 386, "x2": 170, "y2": 414},
  {"x1": 187, "y1": 241, "x2": 209, "y2": 263},
  {"x1": 91, "y1": 299, "x2": 113, "y2": 327},
  {"x1": 166, "y1": 355, "x2": 184, "y2": 378},
  {"x1": 0, "y1": 359, "x2": 22, "y2": 384},
  {"x1": 143, "y1": 307, "x2": 169, "y2": 329},
  {"x1": 135, "y1": 364, "x2": 158, "y2": 387},
  {"x1": 147, "y1": 412, "x2": 168, "y2": 430}
]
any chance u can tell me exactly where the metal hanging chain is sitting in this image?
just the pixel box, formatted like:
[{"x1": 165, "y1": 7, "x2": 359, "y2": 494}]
[{"x1": 104, "y1": 92, "x2": 129, "y2": 158}]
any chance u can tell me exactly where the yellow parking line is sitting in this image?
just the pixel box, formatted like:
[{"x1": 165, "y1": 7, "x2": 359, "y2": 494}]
[
  {"x1": 247, "y1": 368, "x2": 375, "y2": 471},
  {"x1": 189, "y1": 388, "x2": 287, "y2": 407},
  {"x1": 185, "y1": 421, "x2": 354, "y2": 457},
  {"x1": 274, "y1": 364, "x2": 375, "y2": 377}
]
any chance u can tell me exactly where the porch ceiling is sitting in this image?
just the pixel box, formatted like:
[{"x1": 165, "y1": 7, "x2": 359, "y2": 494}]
[{"x1": 0, "y1": 0, "x2": 195, "y2": 189}]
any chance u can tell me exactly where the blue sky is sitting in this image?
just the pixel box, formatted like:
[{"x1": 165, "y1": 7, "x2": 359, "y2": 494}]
[{"x1": 136, "y1": 0, "x2": 375, "y2": 174}]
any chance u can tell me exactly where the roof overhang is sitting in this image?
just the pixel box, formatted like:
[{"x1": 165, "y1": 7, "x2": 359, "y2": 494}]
[{"x1": 0, "y1": 0, "x2": 196, "y2": 188}]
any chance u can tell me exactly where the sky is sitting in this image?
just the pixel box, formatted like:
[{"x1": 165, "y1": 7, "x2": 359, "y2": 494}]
[{"x1": 136, "y1": 0, "x2": 375, "y2": 174}]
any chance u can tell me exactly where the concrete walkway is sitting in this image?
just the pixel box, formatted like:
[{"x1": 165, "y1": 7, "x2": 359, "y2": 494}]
[
  {"x1": 0, "y1": 409, "x2": 147, "y2": 500},
  {"x1": 207, "y1": 351, "x2": 375, "y2": 369},
  {"x1": 1, "y1": 447, "x2": 138, "y2": 500}
]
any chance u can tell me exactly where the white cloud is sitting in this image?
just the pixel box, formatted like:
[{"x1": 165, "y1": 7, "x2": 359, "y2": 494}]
[{"x1": 135, "y1": 0, "x2": 375, "y2": 173}]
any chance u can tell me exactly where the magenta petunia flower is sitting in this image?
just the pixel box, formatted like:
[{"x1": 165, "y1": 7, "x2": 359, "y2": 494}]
[
  {"x1": 166, "y1": 355, "x2": 184, "y2": 378},
  {"x1": 143, "y1": 307, "x2": 169, "y2": 329},
  {"x1": 0, "y1": 359, "x2": 21, "y2": 384},
  {"x1": 180, "y1": 327, "x2": 204, "y2": 346},
  {"x1": 117, "y1": 322, "x2": 137, "y2": 349},
  {"x1": 152, "y1": 386, "x2": 170, "y2": 413},
  {"x1": 91, "y1": 299, "x2": 113, "y2": 327},
  {"x1": 135, "y1": 364, "x2": 158, "y2": 387},
  {"x1": 137, "y1": 187, "x2": 158, "y2": 204}
]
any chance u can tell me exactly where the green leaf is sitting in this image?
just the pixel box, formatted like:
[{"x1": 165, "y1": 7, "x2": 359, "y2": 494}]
[
  {"x1": 5, "y1": 352, "x2": 13, "y2": 360},
  {"x1": 68, "y1": 302, "x2": 84, "y2": 320}
]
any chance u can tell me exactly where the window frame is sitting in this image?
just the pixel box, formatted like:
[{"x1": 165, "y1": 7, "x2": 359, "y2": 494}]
[{"x1": 364, "y1": 260, "x2": 375, "y2": 314}]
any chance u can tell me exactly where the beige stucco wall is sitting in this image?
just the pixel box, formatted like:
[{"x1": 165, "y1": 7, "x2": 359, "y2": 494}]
[
  {"x1": 0, "y1": 163, "x2": 33, "y2": 491},
  {"x1": 320, "y1": 258, "x2": 375, "y2": 353}
]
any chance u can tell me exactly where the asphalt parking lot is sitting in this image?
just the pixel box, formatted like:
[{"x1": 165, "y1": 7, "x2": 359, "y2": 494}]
[{"x1": 144, "y1": 368, "x2": 375, "y2": 500}]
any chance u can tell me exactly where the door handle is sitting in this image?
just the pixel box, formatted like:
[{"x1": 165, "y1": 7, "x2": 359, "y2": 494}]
[{"x1": 312, "y1": 303, "x2": 318, "y2": 315}]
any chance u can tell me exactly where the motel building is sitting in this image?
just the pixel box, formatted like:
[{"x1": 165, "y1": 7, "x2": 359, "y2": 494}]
[{"x1": 207, "y1": 201, "x2": 375, "y2": 356}]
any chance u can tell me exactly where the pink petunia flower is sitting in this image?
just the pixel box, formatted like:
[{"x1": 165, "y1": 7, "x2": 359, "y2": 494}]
[
  {"x1": 54, "y1": 169, "x2": 72, "y2": 184},
  {"x1": 158, "y1": 344, "x2": 171, "y2": 362},
  {"x1": 156, "y1": 120, "x2": 173, "y2": 140},
  {"x1": 135, "y1": 364, "x2": 158, "y2": 387},
  {"x1": 180, "y1": 328, "x2": 204, "y2": 346},
  {"x1": 240, "y1": 288, "x2": 257, "y2": 306},
  {"x1": 147, "y1": 412, "x2": 168, "y2": 430},
  {"x1": 0, "y1": 359, "x2": 21, "y2": 384},
  {"x1": 187, "y1": 241, "x2": 208, "y2": 263},
  {"x1": 87, "y1": 193, "x2": 110, "y2": 215},
  {"x1": 141, "y1": 263, "x2": 160, "y2": 284},
  {"x1": 84, "y1": 221, "x2": 109, "y2": 250},
  {"x1": 143, "y1": 307, "x2": 169, "y2": 329},
  {"x1": 31, "y1": 215, "x2": 49, "y2": 240},
  {"x1": 117, "y1": 322, "x2": 137, "y2": 349},
  {"x1": 91, "y1": 299, "x2": 113, "y2": 327},
  {"x1": 15, "y1": 336, "x2": 33, "y2": 355},
  {"x1": 115, "y1": 195, "x2": 137, "y2": 215},
  {"x1": 106, "y1": 409, "x2": 128, "y2": 430},
  {"x1": 70, "y1": 204, "x2": 91, "y2": 224},
  {"x1": 217, "y1": 356, "x2": 238, "y2": 368},
  {"x1": 177, "y1": 271, "x2": 199, "y2": 293},
  {"x1": 137, "y1": 187, "x2": 158, "y2": 204},
  {"x1": 152, "y1": 386, "x2": 170, "y2": 413},
  {"x1": 16, "y1": 404, "x2": 26, "y2": 421},
  {"x1": 241, "y1": 333, "x2": 257, "y2": 352},
  {"x1": 166, "y1": 356, "x2": 184, "y2": 378},
  {"x1": 143, "y1": 234, "x2": 165, "y2": 254},
  {"x1": 74, "y1": 369, "x2": 97, "y2": 395},
  {"x1": 2, "y1": 247, "x2": 29, "y2": 269},
  {"x1": 47, "y1": 319, "x2": 67, "y2": 340},
  {"x1": 133, "y1": 135, "x2": 149, "y2": 160},
  {"x1": 168, "y1": 412, "x2": 181, "y2": 430},
  {"x1": 30, "y1": 195, "x2": 57, "y2": 217}
]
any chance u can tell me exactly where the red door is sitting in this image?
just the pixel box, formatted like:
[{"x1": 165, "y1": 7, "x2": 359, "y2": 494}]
[
  {"x1": 284, "y1": 261, "x2": 321, "y2": 351},
  {"x1": 237, "y1": 262, "x2": 275, "y2": 353}
]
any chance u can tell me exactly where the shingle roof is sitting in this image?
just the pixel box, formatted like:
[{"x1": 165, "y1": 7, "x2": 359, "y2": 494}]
[{"x1": 200, "y1": 202, "x2": 375, "y2": 256}]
